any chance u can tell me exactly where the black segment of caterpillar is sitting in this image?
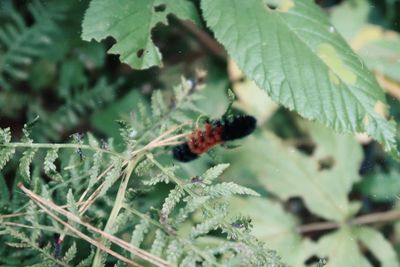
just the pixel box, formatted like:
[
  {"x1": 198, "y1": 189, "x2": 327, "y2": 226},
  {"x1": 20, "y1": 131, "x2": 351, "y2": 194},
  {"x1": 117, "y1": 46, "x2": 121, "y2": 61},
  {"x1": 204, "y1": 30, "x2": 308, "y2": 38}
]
[{"x1": 172, "y1": 115, "x2": 257, "y2": 162}]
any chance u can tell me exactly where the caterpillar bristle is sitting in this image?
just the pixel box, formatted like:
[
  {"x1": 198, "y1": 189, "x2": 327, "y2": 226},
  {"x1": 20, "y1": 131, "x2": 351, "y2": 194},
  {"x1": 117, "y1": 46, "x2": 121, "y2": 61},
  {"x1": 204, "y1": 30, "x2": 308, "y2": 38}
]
[
  {"x1": 172, "y1": 143, "x2": 199, "y2": 162},
  {"x1": 220, "y1": 115, "x2": 257, "y2": 141},
  {"x1": 172, "y1": 115, "x2": 257, "y2": 163}
]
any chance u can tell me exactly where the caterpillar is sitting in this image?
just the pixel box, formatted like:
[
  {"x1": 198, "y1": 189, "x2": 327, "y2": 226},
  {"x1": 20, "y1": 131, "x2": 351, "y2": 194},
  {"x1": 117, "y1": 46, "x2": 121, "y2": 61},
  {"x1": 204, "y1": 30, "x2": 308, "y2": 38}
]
[{"x1": 172, "y1": 115, "x2": 257, "y2": 162}]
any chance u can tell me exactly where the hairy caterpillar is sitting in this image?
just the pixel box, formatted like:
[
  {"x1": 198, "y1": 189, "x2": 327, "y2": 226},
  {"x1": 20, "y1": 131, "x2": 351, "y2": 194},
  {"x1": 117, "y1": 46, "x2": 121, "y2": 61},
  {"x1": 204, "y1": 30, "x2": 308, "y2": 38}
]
[{"x1": 172, "y1": 115, "x2": 257, "y2": 162}]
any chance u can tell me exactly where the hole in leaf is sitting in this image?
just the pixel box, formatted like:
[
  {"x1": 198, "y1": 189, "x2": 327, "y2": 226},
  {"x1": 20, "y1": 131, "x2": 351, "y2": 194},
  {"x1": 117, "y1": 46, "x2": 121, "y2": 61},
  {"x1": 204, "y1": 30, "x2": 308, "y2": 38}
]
[
  {"x1": 154, "y1": 4, "x2": 166, "y2": 12},
  {"x1": 295, "y1": 141, "x2": 316, "y2": 156},
  {"x1": 136, "y1": 49, "x2": 145, "y2": 58},
  {"x1": 305, "y1": 256, "x2": 327, "y2": 266},
  {"x1": 318, "y1": 156, "x2": 335, "y2": 171},
  {"x1": 266, "y1": 4, "x2": 277, "y2": 10}
]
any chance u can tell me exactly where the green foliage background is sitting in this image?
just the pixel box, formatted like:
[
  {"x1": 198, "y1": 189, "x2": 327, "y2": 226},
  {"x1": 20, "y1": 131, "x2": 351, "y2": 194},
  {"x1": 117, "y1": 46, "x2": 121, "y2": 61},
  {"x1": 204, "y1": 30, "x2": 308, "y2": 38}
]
[{"x1": 1, "y1": 0, "x2": 400, "y2": 266}]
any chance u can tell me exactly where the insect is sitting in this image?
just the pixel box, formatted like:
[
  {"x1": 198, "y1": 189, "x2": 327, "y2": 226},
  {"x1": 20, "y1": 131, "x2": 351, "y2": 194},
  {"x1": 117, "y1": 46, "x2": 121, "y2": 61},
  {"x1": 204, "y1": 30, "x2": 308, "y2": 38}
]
[{"x1": 172, "y1": 115, "x2": 257, "y2": 162}]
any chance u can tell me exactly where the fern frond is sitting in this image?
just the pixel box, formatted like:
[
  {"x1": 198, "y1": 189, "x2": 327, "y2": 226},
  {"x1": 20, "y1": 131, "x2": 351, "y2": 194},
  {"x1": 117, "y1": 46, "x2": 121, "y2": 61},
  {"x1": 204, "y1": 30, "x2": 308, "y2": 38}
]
[
  {"x1": 160, "y1": 186, "x2": 185, "y2": 221},
  {"x1": 170, "y1": 111, "x2": 191, "y2": 124},
  {"x1": 44, "y1": 148, "x2": 62, "y2": 182},
  {"x1": 151, "y1": 90, "x2": 168, "y2": 120},
  {"x1": 76, "y1": 250, "x2": 94, "y2": 267},
  {"x1": 66, "y1": 189, "x2": 79, "y2": 216},
  {"x1": 62, "y1": 242, "x2": 77, "y2": 263},
  {"x1": 142, "y1": 173, "x2": 170, "y2": 186},
  {"x1": 0, "y1": 0, "x2": 67, "y2": 89},
  {"x1": 98, "y1": 157, "x2": 124, "y2": 197},
  {"x1": 138, "y1": 101, "x2": 151, "y2": 127},
  {"x1": 19, "y1": 148, "x2": 38, "y2": 182},
  {"x1": 0, "y1": 127, "x2": 12, "y2": 143},
  {"x1": 134, "y1": 159, "x2": 153, "y2": 177},
  {"x1": 31, "y1": 78, "x2": 117, "y2": 141},
  {"x1": 89, "y1": 151, "x2": 102, "y2": 187},
  {"x1": 0, "y1": 128, "x2": 15, "y2": 171},
  {"x1": 0, "y1": 147, "x2": 15, "y2": 171},
  {"x1": 150, "y1": 229, "x2": 167, "y2": 258},
  {"x1": 26, "y1": 261, "x2": 53, "y2": 267},
  {"x1": 204, "y1": 182, "x2": 260, "y2": 198},
  {"x1": 190, "y1": 212, "x2": 226, "y2": 239},
  {"x1": 26, "y1": 201, "x2": 40, "y2": 241},
  {"x1": 130, "y1": 219, "x2": 150, "y2": 249},
  {"x1": 165, "y1": 240, "x2": 183, "y2": 265},
  {"x1": 202, "y1": 163, "x2": 230, "y2": 184},
  {"x1": 175, "y1": 196, "x2": 210, "y2": 226},
  {"x1": 6, "y1": 242, "x2": 30, "y2": 248},
  {"x1": 179, "y1": 252, "x2": 197, "y2": 267}
]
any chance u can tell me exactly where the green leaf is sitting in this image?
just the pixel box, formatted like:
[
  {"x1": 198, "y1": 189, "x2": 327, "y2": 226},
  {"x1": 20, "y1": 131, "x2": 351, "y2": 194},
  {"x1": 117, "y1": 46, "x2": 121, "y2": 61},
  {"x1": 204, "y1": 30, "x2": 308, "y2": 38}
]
[
  {"x1": 151, "y1": 90, "x2": 168, "y2": 120},
  {"x1": 62, "y1": 242, "x2": 77, "y2": 263},
  {"x1": 331, "y1": 0, "x2": 400, "y2": 82},
  {"x1": 205, "y1": 182, "x2": 260, "y2": 198},
  {"x1": 202, "y1": 163, "x2": 230, "y2": 184},
  {"x1": 165, "y1": 240, "x2": 183, "y2": 265},
  {"x1": 44, "y1": 148, "x2": 63, "y2": 182},
  {"x1": 357, "y1": 170, "x2": 400, "y2": 202},
  {"x1": 201, "y1": 0, "x2": 399, "y2": 157},
  {"x1": 315, "y1": 226, "x2": 400, "y2": 267},
  {"x1": 89, "y1": 151, "x2": 102, "y2": 187},
  {"x1": 354, "y1": 227, "x2": 400, "y2": 267},
  {"x1": 315, "y1": 228, "x2": 372, "y2": 267},
  {"x1": 161, "y1": 186, "x2": 185, "y2": 220},
  {"x1": 175, "y1": 196, "x2": 210, "y2": 226},
  {"x1": 99, "y1": 157, "x2": 124, "y2": 196},
  {"x1": 330, "y1": 0, "x2": 369, "y2": 40},
  {"x1": 228, "y1": 197, "x2": 315, "y2": 267},
  {"x1": 150, "y1": 229, "x2": 167, "y2": 258},
  {"x1": 82, "y1": 0, "x2": 200, "y2": 69},
  {"x1": 190, "y1": 212, "x2": 225, "y2": 239},
  {"x1": 77, "y1": 250, "x2": 95, "y2": 267},
  {"x1": 19, "y1": 148, "x2": 38, "y2": 182},
  {"x1": 0, "y1": 147, "x2": 15, "y2": 171},
  {"x1": 130, "y1": 219, "x2": 150, "y2": 251},
  {"x1": 67, "y1": 189, "x2": 79, "y2": 216},
  {"x1": 225, "y1": 122, "x2": 363, "y2": 222}
]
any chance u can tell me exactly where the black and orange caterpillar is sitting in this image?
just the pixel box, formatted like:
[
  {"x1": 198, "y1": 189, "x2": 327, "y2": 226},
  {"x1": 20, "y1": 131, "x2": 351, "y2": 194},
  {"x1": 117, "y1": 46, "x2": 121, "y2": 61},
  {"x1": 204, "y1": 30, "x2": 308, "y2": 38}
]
[{"x1": 172, "y1": 115, "x2": 257, "y2": 162}]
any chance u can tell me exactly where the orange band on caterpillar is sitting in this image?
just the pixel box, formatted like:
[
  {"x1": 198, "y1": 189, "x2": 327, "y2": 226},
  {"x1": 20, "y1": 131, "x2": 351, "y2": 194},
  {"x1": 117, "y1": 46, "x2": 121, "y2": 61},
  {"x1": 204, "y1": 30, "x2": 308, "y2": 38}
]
[{"x1": 172, "y1": 115, "x2": 256, "y2": 162}]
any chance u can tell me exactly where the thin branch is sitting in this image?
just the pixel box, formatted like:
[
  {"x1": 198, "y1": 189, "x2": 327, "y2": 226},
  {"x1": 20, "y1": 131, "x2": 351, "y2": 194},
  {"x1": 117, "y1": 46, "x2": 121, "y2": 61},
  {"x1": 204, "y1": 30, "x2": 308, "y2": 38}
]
[
  {"x1": 18, "y1": 183, "x2": 174, "y2": 267},
  {"x1": 0, "y1": 142, "x2": 124, "y2": 159},
  {"x1": 298, "y1": 210, "x2": 400, "y2": 234},
  {"x1": 178, "y1": 20, "x2": 227, "y2": 60},
  {"x1": 23, "y1": 191, "x2": 141, "y2": 266}
]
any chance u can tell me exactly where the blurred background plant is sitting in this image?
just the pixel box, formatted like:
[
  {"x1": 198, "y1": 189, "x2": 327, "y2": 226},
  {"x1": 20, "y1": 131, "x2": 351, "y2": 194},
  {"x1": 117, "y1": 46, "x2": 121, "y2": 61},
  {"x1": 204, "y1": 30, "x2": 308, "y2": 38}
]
[{"x1": 0, "y1": 0, "x2": 400, "y2": 266}]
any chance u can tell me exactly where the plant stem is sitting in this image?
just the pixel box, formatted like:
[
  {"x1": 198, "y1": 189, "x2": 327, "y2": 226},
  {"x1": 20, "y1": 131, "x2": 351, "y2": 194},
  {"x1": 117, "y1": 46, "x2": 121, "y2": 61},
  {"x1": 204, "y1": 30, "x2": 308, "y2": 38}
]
[
  {"x1": 298, "y1": 209, "x2": 400, "y2": 234},
  {"x1": 92, "y1": 153, "x2": 144, "y2": 267},
  {"x1": 0, "y1": 142, "x2": 123, "y2": 159}
]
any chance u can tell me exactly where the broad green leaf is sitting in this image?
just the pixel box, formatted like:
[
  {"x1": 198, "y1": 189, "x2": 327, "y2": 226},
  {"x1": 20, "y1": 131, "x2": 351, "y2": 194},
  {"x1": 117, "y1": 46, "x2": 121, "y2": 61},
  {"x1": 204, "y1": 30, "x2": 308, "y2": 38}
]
[
  {"x1": 354, "y1": 227, "x2": 400, "y2": 267},
  {"x1": 358, "y1": 35, "x2": 400, "y2": 82},
  {"x1": 82, "y1": 0, "x2": 200, "y2": 69},
  {"x1": 201, "y1": 0, "x2": 399, "y2": 157},
  {"x1": 357, "y1": 170, "x2": 400, "y2": 202},
  {"x1": 225, "y1": 122, "x2": 363, "y2": 222},
  {"x1": 229, "y1": 197, "x2": 315, "y2": 266},
  {"x1": 331, "y1": 0, "x2": 400, "y2": 82},
  {"x1": 330, "y1": 0, "x2": 369, "y2": 40},
  {"x1": 315, "y1": 228, "x2": 372, "y2": 267},
  {"x1": 315, "y1": 226, "x2": 400, "y2": 267}
]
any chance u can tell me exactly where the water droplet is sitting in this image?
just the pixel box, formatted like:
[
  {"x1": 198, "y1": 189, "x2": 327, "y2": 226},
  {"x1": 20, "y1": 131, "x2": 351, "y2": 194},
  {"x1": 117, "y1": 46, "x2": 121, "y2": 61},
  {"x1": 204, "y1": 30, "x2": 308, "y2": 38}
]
[{"x1": 329, "y1": 26, "x2": 335, "y2": 33}]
